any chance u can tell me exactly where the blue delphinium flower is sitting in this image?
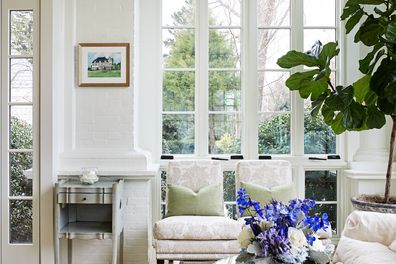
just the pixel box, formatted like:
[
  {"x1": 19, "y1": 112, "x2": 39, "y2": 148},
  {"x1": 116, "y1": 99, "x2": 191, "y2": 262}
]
[{"x1": 235, "y1": 187, "x2": 332, "y2": 261}]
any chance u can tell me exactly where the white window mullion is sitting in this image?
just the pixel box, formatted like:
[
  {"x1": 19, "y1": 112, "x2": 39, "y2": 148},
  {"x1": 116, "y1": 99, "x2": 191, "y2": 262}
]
[
  {"x1": 243, "y1": 0, "x2": 258, "y2": 159},
  {"x1": 290, "y1": 0, "x2": 304, "y2": 157},
  {"x1": 196, "y1": 0, "x2": 209, "y2": 157}
]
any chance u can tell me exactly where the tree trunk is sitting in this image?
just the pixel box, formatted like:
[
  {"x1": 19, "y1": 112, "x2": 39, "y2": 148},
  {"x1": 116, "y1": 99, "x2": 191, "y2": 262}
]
[{"x1": 384, "y1": 115, "x2": 396, "y2": 203}]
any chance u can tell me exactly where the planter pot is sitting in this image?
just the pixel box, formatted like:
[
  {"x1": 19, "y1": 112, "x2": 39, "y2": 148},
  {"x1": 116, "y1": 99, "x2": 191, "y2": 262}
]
[{"x1": 351, "y1": 195, "x2": 396, "y2": 214}]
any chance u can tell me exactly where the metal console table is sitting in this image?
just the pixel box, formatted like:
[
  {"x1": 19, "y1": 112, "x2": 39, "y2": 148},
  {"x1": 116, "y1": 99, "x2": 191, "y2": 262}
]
[{"x1": 54, "y1": 179, "x2": 124, "y2": 264}]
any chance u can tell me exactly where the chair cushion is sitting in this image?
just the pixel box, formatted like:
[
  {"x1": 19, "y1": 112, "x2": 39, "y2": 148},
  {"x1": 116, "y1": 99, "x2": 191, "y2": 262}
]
[
  {"x1": 240, "y1": 181, "x2": 296, "y2": 216},
  {"x1": 342, "y1": 210, "x2": 396, "y2": 246},
  {"x1": 155, "y1": 240, "x2": 240, "y2": 254},
  {"x1": 154, "y1": 216, "x2": 242, "y2": 240},
  {"x1": 333, "y1": 236, "x2": 396, "y2": 264},
  {"x1": 166, "y1": 183, "x2": 224, "y2": 217}
]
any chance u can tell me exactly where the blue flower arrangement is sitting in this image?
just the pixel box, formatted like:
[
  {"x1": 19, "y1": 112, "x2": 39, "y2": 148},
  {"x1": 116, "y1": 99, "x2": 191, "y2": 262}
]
[{"x1": 236, "y1": 188, "x2": 334, "y2": 264}]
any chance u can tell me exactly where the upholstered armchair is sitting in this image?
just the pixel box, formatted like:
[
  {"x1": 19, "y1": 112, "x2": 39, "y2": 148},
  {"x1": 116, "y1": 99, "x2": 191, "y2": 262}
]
[
  {"x1": 153, "y1": 160, "x2": 242, "y2": 263},
  {"x1": 333, "y1": 210, "x2": 396, "y2": 264},
  {"x1": 236, "y1": 160, "x2": 332, "y2": 240},
  {"x1": 235, "y1": 160, "x2": 293, "y2": 192}
]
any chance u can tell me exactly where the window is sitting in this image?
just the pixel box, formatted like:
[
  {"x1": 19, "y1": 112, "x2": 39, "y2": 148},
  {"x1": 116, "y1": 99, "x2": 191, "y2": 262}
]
[
  {"x1": 2, "y1": 3, "x2": 39, "y2": 262},
  {"x1": 162, "y1": 0, "x2": 339, "y2": 157}
]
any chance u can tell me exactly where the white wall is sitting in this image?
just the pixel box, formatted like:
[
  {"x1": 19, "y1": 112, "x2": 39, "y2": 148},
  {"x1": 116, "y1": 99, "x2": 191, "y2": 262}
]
[
  {"x1": 57, "y1": 0, "x2": 150, "y2": 172},
  {"x1": 50, "y1": 1, "x2": 158, "y2": 263}
]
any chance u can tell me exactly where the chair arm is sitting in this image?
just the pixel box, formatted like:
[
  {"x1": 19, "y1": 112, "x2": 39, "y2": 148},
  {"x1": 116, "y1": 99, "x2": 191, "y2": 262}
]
[{"x1": 341, "y1": 210, "x2": 396, "y2": 246}]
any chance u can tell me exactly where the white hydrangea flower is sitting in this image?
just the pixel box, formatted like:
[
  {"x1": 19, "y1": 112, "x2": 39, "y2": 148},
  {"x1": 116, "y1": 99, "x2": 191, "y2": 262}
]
[
  {"x1": 238, "y1": 227, "x2": 254, "y2": 249},
  {"x1": 288, "y1": 227, "x2": 308, "y2": 251}
]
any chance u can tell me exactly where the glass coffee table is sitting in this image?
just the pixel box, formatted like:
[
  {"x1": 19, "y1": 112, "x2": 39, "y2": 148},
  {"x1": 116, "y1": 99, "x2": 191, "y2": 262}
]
[{"x1": 214, "y1": 256, "x2": 237, "y2": 263}]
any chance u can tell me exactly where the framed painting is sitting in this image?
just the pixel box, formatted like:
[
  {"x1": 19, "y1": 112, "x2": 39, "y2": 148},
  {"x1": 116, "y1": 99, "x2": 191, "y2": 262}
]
[{"x1": 78, "y1": 43, "x2": 130, "y2": 87}]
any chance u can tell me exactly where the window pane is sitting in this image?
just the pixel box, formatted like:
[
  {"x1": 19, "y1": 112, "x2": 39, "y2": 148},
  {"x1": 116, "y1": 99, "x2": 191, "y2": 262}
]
[
  {"x1": 309, "y1": 203, "x2": 337, "y2": 233},
  {"x1": 209, "y1": 0, "x2": 241, "y2": 26},
  {"x1": 162, "y1": 0, "x2": 195, "y2": 27},
  {"x1": 209, "y1": 113, "x2": 241, "y2": 154},
  {"x1": 305, "y1": 171, "x2": 337, "y2": 201},
  {"x1": 9, "y1": 152, "x2": 33, "y2": 197},
  {"x1": 163, "y1": 29, "x2": 195, "y2": 68},
  {"x1": 304, "y1": 89, "x2": 336, "y2": 154},
  {"x1": 258, "y1": 29, "x2": 290, "y2": 70},
  {"x1": 161, "y1": 171, "x2": 167, "y2": 202},
  {"x1": 162, "y1": 114, "x2": 194, "y2": 154},
  {"x1": 304, "y1": 113, "x2": 336, "y2": 154},
  {"x1": 226, "y1": 204, "x2": 237, "y2": 219},
  {"x1": 10, "y1": 58, "x2": 33, "y2": 103},
  {"x1": 223, "y1": 171, "x2": 236, "y2": 202},
  {"x1": 163, "y1": 71, "x2": 195, "y2": 111},
  {"x1": 257, "y1": 0, "x2": 290, "y2": 27},
  {"x1": 10, "y1": 11, "x2": 33, "y2": 56},
  {"x1": 258, "y1": 71, "x2": 290, "y2": 112},
  {"x1": 10, "y1": 199, "x2": 33, "y2": 243},
  {"x1": 10, "y1": 106, "x2": 33, "y2": 149},
  {"x1": 209, "y1": 29, "x2": 240, "y2": 68},
  {"x1": 304, "y1": 0, "x2": 335, "y2": 27},
  {"x1": 209, "y1": 71, "x2": 241, "y2": 111},
  {"x1": 258, "y1": 113, "x2": 290, "y2": 154}
]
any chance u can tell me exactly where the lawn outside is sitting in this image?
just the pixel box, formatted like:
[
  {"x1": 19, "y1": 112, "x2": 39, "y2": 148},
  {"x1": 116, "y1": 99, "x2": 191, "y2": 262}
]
[{"x1": 88, "y1": 69, "x2": 121, "y2": 78}]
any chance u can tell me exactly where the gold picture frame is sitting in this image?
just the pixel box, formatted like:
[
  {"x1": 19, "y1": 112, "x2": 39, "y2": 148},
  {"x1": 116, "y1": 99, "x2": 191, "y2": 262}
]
[{"x1": 78, "y1": 43, "x2": 130, "y2": 87}]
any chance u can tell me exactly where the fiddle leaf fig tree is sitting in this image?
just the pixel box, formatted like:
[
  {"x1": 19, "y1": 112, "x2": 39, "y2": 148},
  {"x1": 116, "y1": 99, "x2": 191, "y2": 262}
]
[{"x1": 277, "y1": 0, "x2": 396, "y2": 203}]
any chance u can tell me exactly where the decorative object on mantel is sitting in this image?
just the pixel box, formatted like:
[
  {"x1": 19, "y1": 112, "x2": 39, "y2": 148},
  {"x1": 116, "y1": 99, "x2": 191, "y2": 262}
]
[
  {"x1": 236, "y1": 188, "x2": 334, "y2": 264},
  {"x1": 277, "y1": 0, "x2": 396, "y2": 212},
  {"x1": 80, "y1": 167, "x2": 99, "y2": 184},
  {"x1": 78, "y1": 43, "x2": 130, "y2": 87}
]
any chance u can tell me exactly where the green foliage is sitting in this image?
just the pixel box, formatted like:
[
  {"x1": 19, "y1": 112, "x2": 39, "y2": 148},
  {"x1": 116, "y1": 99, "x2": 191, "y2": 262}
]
[
  {"x1": 258, "y1": 114, "x2": 290, "y2": 154},
  {"x1": 278, "y1": 0, "x2": 396, "y2": 201},
  {"x1": 258, "y1": 113, "x2": 335, "y2": 154},
  {"x1": 277, "y1": 40, "x2": 387, "y2": 134},
  {"x1": 9, "y1": 117, "x2": 33, "y2": 243},
  {"x1": 162, "y1": 0, "x2": 240, "y2": 154},
  {"x1": 215, "y1": 133, "x2": 240, "y2": 154}
]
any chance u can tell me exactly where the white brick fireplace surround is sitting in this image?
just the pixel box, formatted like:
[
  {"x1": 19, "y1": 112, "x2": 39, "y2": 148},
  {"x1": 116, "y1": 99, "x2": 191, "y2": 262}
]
[{"x1": 51, "y1": 0, "x2": 160, "y2": 263}]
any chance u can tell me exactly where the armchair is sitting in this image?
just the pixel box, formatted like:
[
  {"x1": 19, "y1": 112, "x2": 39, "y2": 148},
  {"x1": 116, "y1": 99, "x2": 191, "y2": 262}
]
[
  {"x1": 333, "y1": 210, "x2": 396, "y2": 264},
  {"x1": 153, "y1": 160, "x2": 242, "y2": 263}
]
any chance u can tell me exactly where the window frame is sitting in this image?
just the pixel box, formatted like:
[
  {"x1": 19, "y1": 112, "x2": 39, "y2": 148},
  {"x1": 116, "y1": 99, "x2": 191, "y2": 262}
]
[{"x1": 161, "y1": 0, "x2": 344, "y2": 159}]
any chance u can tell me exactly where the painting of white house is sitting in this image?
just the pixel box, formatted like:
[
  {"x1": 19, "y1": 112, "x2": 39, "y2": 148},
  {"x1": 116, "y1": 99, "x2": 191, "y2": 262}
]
[
  {"x1": 87, "y1": 52, "x2": 121, "y2": 78},
  {"x1": 78, "y1": 43, "x2": 130, "y2": 87}
]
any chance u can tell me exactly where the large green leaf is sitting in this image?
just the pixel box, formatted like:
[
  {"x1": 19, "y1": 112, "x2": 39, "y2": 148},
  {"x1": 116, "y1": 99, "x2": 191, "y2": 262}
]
[
  {"x1": 370, "y1": 60, "x2": 396, "y2": 97},
  {"x1": 384, "y1": 81, "x2": 396, "y2": 105},
  {"x1": 321, "y1": 104, "x2": 335, "y2": 124},
  {"x1": 359, "y1": 43, "x2": 382, "y2": 74},
  {"x1": 325, "y1": 85, "x2": 354, "y2": 111},
  {"x1": 341, "y1": 4, "x2": 360, "y2": 20},
  {"x1": 366, "y1": 106, "x2": 386, "y2": 128},
  {"x1": 386, "y1": 21, "x2": 396, "y2": 42},
  {"x1": 318, "y1": 42, "x2": 340, "y2": 68},
  {"x1": 300, "y1": 79, "x2": 328, "y2": 100},
  {"x1": 346, "y1": 9, "x2": 364, "y2": 34},
  {"x1": 353, "y1": 75, "x2": 371, "y2": 103},
  {"x1": 364, "y1": 90, "x2": 378, "y2": 106},
  {"x1": 357, "y1": 16, "x2": 385, "y2": 46},
  {"x1": 366, "y1": 49, "x2": 385, "y2": 75},
  {"x1": 377, "y1": 97, "x2": 395, "y2": 114},
  {"x1": 342, "y1": 102, "x2": 366, "y2": 129},
  {"x1": 277, "y1": 51, "x2": 318, "y2": 69},
  {"x1": 331, "y1": 113, "x2": 346, "y2": 134},
  {"x1": 311, "y1": 94, "x2": 328, "y2": 116},
  {"x1": 285, "y1": 70, "x2": 318, "y2": 91}
]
